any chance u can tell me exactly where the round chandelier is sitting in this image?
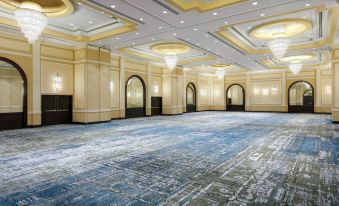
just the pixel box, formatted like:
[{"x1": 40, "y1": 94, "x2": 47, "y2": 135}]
[
  {"x1": 288, "y1": 60, "x2": 302, "y2": 75},
  {"x1": 14, "y1": 2, "x2": 47, "y2": 44},
  {"x1": 268, "y1": 32, "x2": 290, "y2": 60},
  {"x1": 151, "y1": 43, "x2": 191, "y2": 70}
]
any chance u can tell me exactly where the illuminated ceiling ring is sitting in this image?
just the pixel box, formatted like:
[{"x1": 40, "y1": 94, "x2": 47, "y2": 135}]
[
  {"x1": 249, "y1": 19, "x2": 312, "y2": 39},
  {"x1": 280, "y1": 54, "x2": 314, "y2": 63},
  {"x1": 151, "y1": 43, "x2": 191, "y2": 55},
  {"x1": 0, "y1": 0, "x2": 74, "y2": 17},
  {"x1": 209, "y1": 64, "x2": 232, "y2": 69}
]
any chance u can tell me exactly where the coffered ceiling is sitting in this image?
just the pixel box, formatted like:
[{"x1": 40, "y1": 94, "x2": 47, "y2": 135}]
[{"x1": 0, "y1": 0, "x2": 338, "y2": 73}]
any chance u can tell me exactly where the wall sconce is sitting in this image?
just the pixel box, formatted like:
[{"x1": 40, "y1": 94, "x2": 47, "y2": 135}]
[
  {"x1": 110, "y1": 81, "x2": 114, "y2": 92},
  {"x1": 154, "y1": 85, "x2": 159, "y2": 95},
  {"x1": 200, "y1": 89, "x2": 207, "y2": 96},
  {"x1": 325, "y1": 85, "x2": 331, "y2": 95},
  {"x1": 253, "y1": 86, "x2": 260, "y2": 95},
  {"x1": 271, "y1": 86, "x2": 278, "y2": 96},
  {"x1": 54, "y1": 73, "x2": 62, "y2": 92},
  {"x1": 262, "y1": 88, "x2": 269, "y2": 96},
  {"x1": 127, "y1": 92, "x2": 131, "y2": 97}
]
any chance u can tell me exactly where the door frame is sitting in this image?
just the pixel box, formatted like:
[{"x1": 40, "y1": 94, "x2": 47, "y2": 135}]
[
  {"x1": 186, "y1": 82, "x2": 196, "y2": 113},
  {"x1": 0, "y1": 57, "x2": 27, "y2": 128},
  {"x1": 226, "y1": 83, "x2": 245, "y2": 111},
  {"x1": 288, "y1": 80, "x2": 314, "y2": 113},
  {"x1": 125, "y1": 75, "x2": 146, "y2": 118}
]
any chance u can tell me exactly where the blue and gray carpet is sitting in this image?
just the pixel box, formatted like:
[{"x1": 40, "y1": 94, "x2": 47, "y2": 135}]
[{"x1": 0, "y1": 112, "x2": 338, "y2": 205}]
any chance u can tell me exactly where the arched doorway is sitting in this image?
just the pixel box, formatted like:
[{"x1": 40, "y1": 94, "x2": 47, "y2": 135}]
[
  {"x1": 226, "y1": 84, "x2": 245, "y2": 111},
  {"x1": 0, "y1": 57, "x2": 27, "y2": 130},
  {"x1": 288, "y1": 81, "x2": 314, "y2": 113},
  {"x1": 186, "y1": 83, "x2": 196, "y2": 113},
  {"x1": 125, "y1": 75, "x2": 146, "y2": 118}
]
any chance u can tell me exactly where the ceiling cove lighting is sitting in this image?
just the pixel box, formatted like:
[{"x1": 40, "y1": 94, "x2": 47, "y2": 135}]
[
  {"x1": 14, "y1": 2, "x2": 47, "y2": 44},
  {"x1": 151, "y1": 43, "x2": 191, "y2": 70}
]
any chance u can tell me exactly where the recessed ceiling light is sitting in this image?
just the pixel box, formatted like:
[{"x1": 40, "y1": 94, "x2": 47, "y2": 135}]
[
  {"x1": 180, "y1": 20, "x2": 185, "y2": 23},
  {"x1": 252, "y1": 2, "x2": 258, "y2": 5},
  {"x1": 196, "y1": 43, "x2": 200, "y2": 46},
  {"x1": 247, "y1": 26, "x2": 252, "y2": 29},
  {"x1": 302, "y1": 16, "x2": 307, "y2": 19},
  {"x1": 151, "y1": 38, "x2": 155, "y2": 41},
  {"x1": 185, "y1": 38, "x2": 189, "y2": 41},
  {"x1": 215, "y1": 40, "x2": 218, "y2": 43},
  {"x1": 205, "y1": 35, "x2": 209, "y2": 38},
  {"x1": 224, "y1": 21, "x2": 229, "y2": 25},
  {"x1": 213, "y1": 12, "x2": 218, "y2": 16},
  {"x1": 260, "y1": 13, "x2": 265, "y2": 16},
  {"x1": 194, "y1": 28, "x2": 198, "y2": 31},
  {"x1": 70, "y1": 23, "x2": 74, "y2": 26},
  {"x1": 163, "y1": 10, "x2": 168, "y2": 14},
  {"x1": 89, "y1": 21, "x2": 93, "y2": 24},
  {"x1": 132, "y1": 42, "x2": 135, "y2": 45},
  {"x1": 173, "y1": 33, "x2": 177, "y2": 36},
  {"x1": 116, "y1": 37, "x2": 120, "y2": 40},
  {"x1": 110, "y1": 5, "x2": 116, "y2": 8},
  {"x1": 77, "y1": 2, "x2": 82, "y2": 5},
  {"x1": 158, "y1": 26, "x2": 163, "y2": 29},
  {"x1": 136, "y1": 32, "x2": 140, "y2": 35},
  {"x1": 305, "y1": 3, "x2": 311, "y2": 7},
  {"x1": 100, "y1": 11, "x2": 104, "y2": 14},
  {"x1": 139, "y1": 18, "x2": 144, "y2": 21}
]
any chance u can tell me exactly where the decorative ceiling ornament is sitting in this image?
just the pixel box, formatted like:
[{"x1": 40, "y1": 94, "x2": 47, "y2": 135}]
[
  {"x1": 249, "y1": 19, "x2": 312, "y2": 60},
  {"x1": 209, "y1": 64, "x2": 231, "y2": 80},
  {"x1": 281, "y1": 55, "x2": 314, "y2": 75},
  {"x1": 288, "y1": 60, "x2": 303, "y2": 75},
  {"x1": 268, "y1": 32, "x2": 290, "y2": 60},
  {"x1": 14, "y1": 2, "x2": 47, "y2": 44},
  {"x1": 151, "y1": 43, "x2": 191, "y2": 70}
]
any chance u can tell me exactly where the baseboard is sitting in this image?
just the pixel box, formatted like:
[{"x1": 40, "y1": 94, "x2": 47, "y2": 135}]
[
  {"x1": 27, "y1": 125, "x2": 42, "y2": 128},
  {"x1": 72, "y1": 120, "x2": 111, "y2": 125}
]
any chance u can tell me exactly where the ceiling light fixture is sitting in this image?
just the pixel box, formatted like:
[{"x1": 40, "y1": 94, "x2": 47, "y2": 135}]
[
  {"x1": 288, "y1": 60, "x2": 302, "y2": 75},
  {"x1": 268, "y1": 32, "x2": 290, "y2": 60},
  {"x1": 14, "y1": 2, "x2": 47, "y2": 44},
  {"x1": 213, "y1": 12, "x2": 218, "y2": 16},
  {"x1": 260, "y1": 13, "x2": 265, "y2": 16},
  {"x1": 139, "y1": 18, "x2": 143, "y2": 21},
  {"x1": 151, "y1": 43, "x2": 191, "y2": 70},
  {"x1": 110, "y1": 5, "x2": 116, "y2": 8},
  {"x1": 162, "y1": 10, "x2": 168, "y2": 14},
  {"x1": 180, "y1": 20, "x2": 185, "y2": 23},
  {"x1": 158, "y1": 26, "x2": 163, "y2": 29},
  {"x1": 252, "y1": 2, "x2": 258, "y2": 5},
  {"x1": 305, "y1": 3, "x2": 311, "y2": 7},
  {"x1": 194, "y1": 28, "x2": 198, "y2": 31}
]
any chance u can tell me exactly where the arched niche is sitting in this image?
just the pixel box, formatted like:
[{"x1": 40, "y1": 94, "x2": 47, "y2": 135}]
[
  {"x1": 186, "y1": 83, "x2": 196, "y2": 113},
  {"x1": 226, "y1": 84, "x2": 245, "y2": 111},
  {"x1": 125, "y1": 75, "x2": 146, "y2": 118},
  {"x1": 288, "y1": 80, "x2": 314, "y2": 113},
  {"x1": 0, "y1": 57, "x2": 27, "y2": 130}
]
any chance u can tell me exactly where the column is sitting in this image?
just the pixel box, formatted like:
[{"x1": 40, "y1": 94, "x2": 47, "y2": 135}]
[
  {"x1": 245, "y1": 73, "x2": 250, "y2": 111},
  {"x1": 31, "y1": 40, "x2": 41, "y2": 126},
  {"x1": 332, "y1": 48, "x2": 339, "y2": 122},
  {"x1": 119, "y1": 56, "x2": 125, "y2": 118},
  {"x1": 315, "y1": 68, "x2": 321, "y2": 113},
  {"x1": 281, "y1": 71, "x2": 287, "y2": 112},
  {"x1": 146, "y1": 63, "x2": 152, "y2": 116}
]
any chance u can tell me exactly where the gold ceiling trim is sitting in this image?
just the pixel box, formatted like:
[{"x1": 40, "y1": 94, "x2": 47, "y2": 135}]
[
  {"x1": 166, "y1": 0, "x2": 248, "y2": 13},
  {"x1": 150, "y1": 43, "x2": 191, "y2": 54},
  {"x1": 249, "y1": 19, "x2": 312, "y2": 39},
  {"x1": 0, "y1": 0, "x2": 74, "y2": 17},
  {"x1": 0, "y1": 0, "x2": 137, "y2": 43},
  {"x1": 280, "y1": 54, "x2": 314, "y2": 62},
  {"x1": 216, "y1": 6, "x2": 334, "y2": 55},
  {"x1": 209, "y1": 64, "x2": 232, "y2": 68}
]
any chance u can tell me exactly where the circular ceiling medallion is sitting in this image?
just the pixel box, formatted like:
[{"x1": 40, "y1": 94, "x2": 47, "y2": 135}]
[
  {"x1": 209, "y1": 64, "x2": 232, "y2": 68},
  {"x1": 151, "y1": 43, "x2": 191, "y2": 55},
  {"x1": 280, "y1": 55, "x2": 314, "y2": 62},
  {"x1": 0, "y1": 0, "x2": 74, "y2": 17},
  {"x1": 249, "y1": 19, "x2": 312, "y2": 39}
]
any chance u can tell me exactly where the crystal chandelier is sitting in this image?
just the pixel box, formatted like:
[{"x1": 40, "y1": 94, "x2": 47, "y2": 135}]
[
  {"x1": 14, "y1": 2, "x2": 47, "y2": 44},
  {"x1": 268, "y1": 32, "x2": 290, "y2": 60},
  {"x1": 215, "y1": 68, "x2": 225, "y2": 80},
  {"x1": 164, "y1": 52, "x2": 179, "y2": 70},
  {"x1": 288, "y1": 60, "x2": 302, "y2": 75}
]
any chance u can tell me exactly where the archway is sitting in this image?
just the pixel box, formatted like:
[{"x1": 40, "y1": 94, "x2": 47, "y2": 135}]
[
  {"x1": 0, "y1": 57, "x2": 27, "y2": 130},
  {"x1": 125, "y1": 75, "x2": 146, "y2": 118},
  {"x1": 226, "y1": 84, "x2": 245, "y2": 111},
  {"x1": 288, "y1": 81, "x2": 314, "y2": 113},
  {"x1": 186, "y1": 83, "x2": 196, "y2": 113}
]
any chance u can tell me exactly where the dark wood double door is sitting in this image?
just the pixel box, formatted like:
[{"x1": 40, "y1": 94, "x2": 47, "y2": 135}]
[
  {"x1": 151, "y1": 97, "x2": 162, "y2": 116},
  {"x1": 42, "y1": 95, "x2": 72, "y2": 126}
]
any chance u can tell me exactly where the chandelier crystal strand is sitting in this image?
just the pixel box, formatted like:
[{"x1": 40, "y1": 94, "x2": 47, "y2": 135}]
[
  {"x1": 215, "y1": 68, "x2": 225, "y2": 80},
  {"x1": 14, "y1": 2, "x2": 47, "y2": 44},
  {"x1": 288, "y1": 60, "x2": 303, "y2": 75},
  {"x1": 268, "y1": 32, "x2": 290, "y2": 60},
  {"x1": 164, "y1": 52, "x2": 178, "y2": 70}
]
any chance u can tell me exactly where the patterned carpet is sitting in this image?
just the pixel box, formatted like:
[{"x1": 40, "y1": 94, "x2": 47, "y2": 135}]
[{"x1": 0, "y1": 112, "x2": 338, "y2": 205}]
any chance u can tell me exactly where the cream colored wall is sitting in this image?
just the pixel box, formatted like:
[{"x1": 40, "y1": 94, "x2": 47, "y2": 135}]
[{"x1": 0, "y1": 68, "x2": 23, "y2": 113}]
